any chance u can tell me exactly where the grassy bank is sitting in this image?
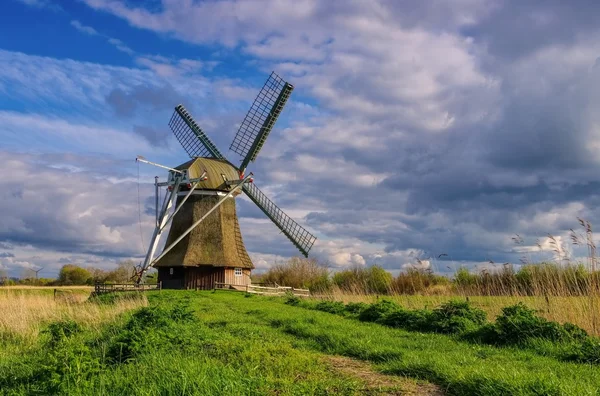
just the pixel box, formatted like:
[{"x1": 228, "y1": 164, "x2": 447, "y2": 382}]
[
  {"x1": 2, "y1": 290, "x2": 600, "y2": 394},
  {"x1": 319, "y1": 292, "x2": 600, "y2": 336}
]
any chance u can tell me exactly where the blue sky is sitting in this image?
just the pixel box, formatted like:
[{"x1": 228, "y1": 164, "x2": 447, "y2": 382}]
[{"x1": 2, "y1": 0, "x2": 600, "y2": 278}]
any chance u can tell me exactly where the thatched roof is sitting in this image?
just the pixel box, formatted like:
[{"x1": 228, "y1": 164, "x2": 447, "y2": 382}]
[
  {"x1": 154, "y1": 194, "x2": 254, "y2": 269},
  {"x1": 175, "y1": 157, "x2": 240, "y2": 191}
]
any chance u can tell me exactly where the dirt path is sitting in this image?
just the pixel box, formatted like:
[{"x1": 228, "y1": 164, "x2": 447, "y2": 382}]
[{"x1": 324, "y1": 355, "x2": 444, "y2": 395}]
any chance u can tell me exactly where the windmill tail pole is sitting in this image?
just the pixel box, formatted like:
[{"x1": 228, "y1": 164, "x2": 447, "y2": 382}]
[
  {"x1": 136, "y1": 156, "x2": 184, "y2": 174},
  {"x1": 150, "y1": 173, "x2": 254, "y2": 267}
]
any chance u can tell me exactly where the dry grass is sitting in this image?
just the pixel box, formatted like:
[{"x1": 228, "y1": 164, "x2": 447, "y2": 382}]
[
  {"x1": 1, "y1": 286, "x2": 93, "y2": 290},
  {"x1": 0, "y1": 290, "x2": 147, "y2": 342}
]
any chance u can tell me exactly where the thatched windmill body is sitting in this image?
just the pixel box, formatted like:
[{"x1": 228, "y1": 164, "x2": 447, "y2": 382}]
[{"x1": 137, "y1": 72, "x2": 316, "y2": 289}]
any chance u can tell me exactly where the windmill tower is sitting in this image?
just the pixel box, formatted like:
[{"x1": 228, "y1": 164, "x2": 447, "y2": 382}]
[{"x1": 138, "y1": 72, "x2": 316, "y2": 289}]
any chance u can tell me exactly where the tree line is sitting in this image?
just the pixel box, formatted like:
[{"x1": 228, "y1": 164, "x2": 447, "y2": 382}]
[{"x1": 0, "y1": 260, "x2": 157, "y2": 286}]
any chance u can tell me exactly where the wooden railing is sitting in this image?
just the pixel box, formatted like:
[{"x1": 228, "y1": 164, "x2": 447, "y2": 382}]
[
  {"x1": 214, "y1": 282, "x2": 310, "y2": 297},
  {"x1": 93, "y1": 282, "x2": 162, "y2": 295}
]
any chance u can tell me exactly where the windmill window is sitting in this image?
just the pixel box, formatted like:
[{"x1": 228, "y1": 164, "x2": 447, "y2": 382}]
[
  {"x1": 169, "y1": 268, "x2": 173, "y2": 275},
  {"x1": 234, "y1": 268, "x2": 243, "y2": 276}
]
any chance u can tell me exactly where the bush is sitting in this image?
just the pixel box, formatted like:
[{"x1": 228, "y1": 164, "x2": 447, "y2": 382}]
[
  {"x1": 284, "y1": 294, "x2": 301, "y2": 306},
  {"x1": 379, "y1": 308, "x2": 432, "y2": 332},
  {"x1": 563, "y1": 322, "x2": 588, "y2": 341},
  {"x1": 358, "y1": 300, "x2": 401, "y2": 322},
  {"x1": 376, "y1": 301, "x2": 487, "y2": 334},
  {"x1": 263, "y1": 257, "x2": 331, "y2": 292},
  {"x1": 429, "y1": 300, "x2": 487, "y2": 334},
  {"x1": 344, "y1": 302, "x2": 368, "y2": 315},
  {"x1": 107, "y1": 303, "x2": 197, "y2": 363},
  {"x1": 566, "y1": 338, "x2": 600, "y2": 364},
  {"x1": 315, "y1": 301, "x2": 346, "y2": 315},
  {"x1": 483, "y1": 303, "x2": 588, "y2": 345}
]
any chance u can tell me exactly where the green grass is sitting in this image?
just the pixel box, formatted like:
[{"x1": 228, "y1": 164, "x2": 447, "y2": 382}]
[
  {"x1": 2, "y1": 291, "x2": 600, "y2": 395},
  {"x1": 218, "y1": 293, "x2": 600, "y2": 395}
]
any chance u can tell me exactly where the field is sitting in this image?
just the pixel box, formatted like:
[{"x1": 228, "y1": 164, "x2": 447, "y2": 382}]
[{"x1": 1, "y1": 289, "x2": 600, "y2": 395}]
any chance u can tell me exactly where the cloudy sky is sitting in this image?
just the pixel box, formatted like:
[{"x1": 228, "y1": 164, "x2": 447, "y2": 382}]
[{"x1": 1, "y1": 0, "x2": 599, "y2": 277}]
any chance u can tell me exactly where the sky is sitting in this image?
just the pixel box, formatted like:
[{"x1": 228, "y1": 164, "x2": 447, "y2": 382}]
[{"x1": 1, "y1": 0, "x2": 600, "y2": 278}]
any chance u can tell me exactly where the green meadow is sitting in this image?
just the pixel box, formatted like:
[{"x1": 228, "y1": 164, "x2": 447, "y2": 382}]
[{"x1": 1, "y1": 290, "x2": 600, "y2": 395}]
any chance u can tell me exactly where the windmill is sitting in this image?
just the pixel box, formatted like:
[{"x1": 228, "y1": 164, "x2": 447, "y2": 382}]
[
  {"x1": 33, "y1": 267, "x2": 43, "y2": 280},
  {"x1": 137, "y1": 72, "x2": 316, "y2": 289}
]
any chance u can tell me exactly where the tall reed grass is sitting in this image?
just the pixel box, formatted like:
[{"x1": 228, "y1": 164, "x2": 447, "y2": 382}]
[{"x1": 0, "y1": 290, "x2": 147, "y2": 342}]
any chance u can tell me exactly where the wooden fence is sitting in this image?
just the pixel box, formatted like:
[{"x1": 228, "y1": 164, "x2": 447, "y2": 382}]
[
  {"x1": 214, "y1": 282, "x2": 310, "y2": 297},
  {"x1": 93, "y1": 282, "x2": 162, "y2": 295}
]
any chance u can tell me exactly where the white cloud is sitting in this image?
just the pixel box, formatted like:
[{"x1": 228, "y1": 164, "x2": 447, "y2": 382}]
[
  {"x1": 0, "y1": 49, "x2": 152, "y2": 111},
  {"x1": 107, "y1": 38, "x2": 134, "y2": 55},
  {"x1": 0, "y1": 151, "x2": 156, "y2": 260},
  {"x1": 0, "y1": 256, "x2": 33, "y2": 271},
  {"x1": 134, "y1": 56, "x2": 209, "y2": 77},
  {"x1": 0, "y1": 110, "x2": 161, "y2": 157},
  {"x1": 82, "y1": 0, "x2": 498, "y2": 134},
  {"x1": 402, "y1": 259, "x2": 431, "y2": 271},
  {"x1": 248, "y1": 252, "x2": 288, "y2": 271},
  {"x1": 16, "y1": 0, "x2": 61, "y2": 11},
  {"x1": 70, "y1": 20, "x2": 99, "y2": 36},
  {"x1": 69, "y1": 19, "x2": 135, "y2": 55}
]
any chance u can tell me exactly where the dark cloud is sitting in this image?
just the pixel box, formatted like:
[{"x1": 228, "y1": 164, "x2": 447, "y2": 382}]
[
  {"x1": 105, "y1": 84, "x2": 186, "y2": 118},
  {"x1": 0, "y1": 252, "x2": 14, "y2": 258},
  {"x1": 463, "y1": 0, "x2": 600, "y2": 61},
  {"x1": 133, "y1": 125, "x2": 170, "y2": 147},
  {"x1": 144, "y1": 195, "x2": 157, "y2": 217}
]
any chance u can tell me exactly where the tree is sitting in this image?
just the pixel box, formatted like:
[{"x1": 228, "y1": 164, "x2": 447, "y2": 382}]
[
  {"x1": 88, "y1": 267, "x2": 109, "y2": 283},
  {"x1": 366, "y1": 265, "x2": 393, "y2": 294},
  {"x1": 105, "y1": 259, "x2": 137, "y2": 283},
  {"x1": 58, "y1": 264, "x2": 92, "y2": 285},
  {"x1": 263, "y1": 257, "x2": 331, "y2": 291}
]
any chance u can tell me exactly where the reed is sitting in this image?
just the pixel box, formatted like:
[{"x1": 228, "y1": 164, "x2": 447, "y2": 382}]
[{"x1": 0, "y1": 290, "x2": 147, "y2": 342}]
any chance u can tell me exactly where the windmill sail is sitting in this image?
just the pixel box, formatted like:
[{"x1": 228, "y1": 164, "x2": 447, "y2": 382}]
[
  {"x1": 169, "y1": 104, "x2": 225, "y2": 159},
  {"x1": 243, "y1": 182, "x2": 316, "y2": 257},
  {"x1": 230, "y1": 72, "x2": 294, "y2": 172}
]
